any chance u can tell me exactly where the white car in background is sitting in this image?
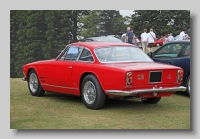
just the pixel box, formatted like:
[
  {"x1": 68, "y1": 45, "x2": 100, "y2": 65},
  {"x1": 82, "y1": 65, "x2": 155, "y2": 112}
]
[{"x1": 174, "y1": 35, "x2": 180, "y2": 40}]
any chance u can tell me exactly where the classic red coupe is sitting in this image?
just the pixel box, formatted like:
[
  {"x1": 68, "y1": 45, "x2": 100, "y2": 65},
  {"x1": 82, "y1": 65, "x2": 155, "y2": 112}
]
[
  {"x1": 153, "y1": 39, "x2": 164, "y2": 47},
  {"x1": 22, "y1": 42, "x2": 186, "y2": 110}
]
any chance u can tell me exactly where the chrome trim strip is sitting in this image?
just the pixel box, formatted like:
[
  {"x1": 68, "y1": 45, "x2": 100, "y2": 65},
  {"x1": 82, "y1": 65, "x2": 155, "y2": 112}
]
[
  {"x1": 106, "y1": 86, "x2": 186, "y2": 96},
  {"x1": 41, "y1": 84, "x2": 78, "y2": 90}
]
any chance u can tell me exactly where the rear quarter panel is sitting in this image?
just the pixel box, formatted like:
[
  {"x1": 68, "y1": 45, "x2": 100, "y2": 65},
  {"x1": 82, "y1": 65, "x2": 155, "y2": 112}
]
[{"x1": 70, "y1": 62, "x2": 127, "y2": 93}]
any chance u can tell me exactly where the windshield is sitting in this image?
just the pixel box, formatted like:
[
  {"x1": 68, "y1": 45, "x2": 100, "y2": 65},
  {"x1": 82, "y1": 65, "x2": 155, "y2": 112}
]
[{"x1": 94, "y1": 46, "x2": 153, "y2": 63}]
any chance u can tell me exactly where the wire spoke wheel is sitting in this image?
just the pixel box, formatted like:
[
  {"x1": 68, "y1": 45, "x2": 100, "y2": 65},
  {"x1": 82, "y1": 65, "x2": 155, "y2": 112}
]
[
  {"x1": 28, "y1": 69, "x2": 45, "y2": 96},
  {"x1": 83, "y1": 81, "x2": 96, "y2": 104},
  {"x1": 81, "y1": 74, "x2": 106, "y2": 110},
  {"x1": 29, "y1": 73, "x2": 38, "y2": 93}
]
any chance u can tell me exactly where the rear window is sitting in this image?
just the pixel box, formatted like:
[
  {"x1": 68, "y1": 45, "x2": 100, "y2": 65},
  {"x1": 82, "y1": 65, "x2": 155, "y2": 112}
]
[{"x1": 94, "y1": 46, "x2": 153, "y2": 63}]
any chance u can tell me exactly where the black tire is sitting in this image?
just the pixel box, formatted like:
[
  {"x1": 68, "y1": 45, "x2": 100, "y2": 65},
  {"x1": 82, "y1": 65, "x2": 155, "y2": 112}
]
[
  {"x1": 28, "y1": 69, "x2": 45, "y2": 96},
  {"x1": 186, "y1": 75, "x2": 190, "y2": 97},
  {"x1": 81, "y1": 74, "x2": 106, "y2": 110},
  {"x1": 142, "y1": 97, "x2": 161, "y2": 104}
]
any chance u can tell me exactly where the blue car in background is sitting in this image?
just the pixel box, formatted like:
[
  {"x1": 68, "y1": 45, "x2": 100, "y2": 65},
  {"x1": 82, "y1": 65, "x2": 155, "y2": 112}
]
[{"x1": 148, "y1": 40, "x2": 190, "y2": 96}]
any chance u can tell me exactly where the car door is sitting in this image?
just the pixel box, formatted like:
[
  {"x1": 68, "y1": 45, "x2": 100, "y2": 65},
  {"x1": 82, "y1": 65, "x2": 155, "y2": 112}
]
[
  {"x1": 151, "y1": 43, "x2": 186, "y2": 67},
  {"x1": 53, "y1": 46, "x2": 83, "y2": 87}
]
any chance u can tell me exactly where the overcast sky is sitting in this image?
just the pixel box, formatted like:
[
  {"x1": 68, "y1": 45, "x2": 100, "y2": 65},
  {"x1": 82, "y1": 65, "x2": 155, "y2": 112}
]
[{"x1": 119, "y1": 10, "x2": 134, "y2": 17}]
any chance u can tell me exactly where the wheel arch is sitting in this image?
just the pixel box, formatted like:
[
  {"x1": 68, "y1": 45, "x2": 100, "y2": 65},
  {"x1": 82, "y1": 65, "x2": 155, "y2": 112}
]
[
  {"x1": 79, "y1": 72, "x2": 104, "y2": 95},
  {"x1": 26, "y1": 67, "x2": 37, "y2": 82}
]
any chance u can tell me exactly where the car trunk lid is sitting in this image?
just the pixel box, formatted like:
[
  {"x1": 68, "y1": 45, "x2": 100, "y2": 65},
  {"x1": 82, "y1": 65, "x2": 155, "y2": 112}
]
[{"x1": 109, "y1": 62, "x2": 180, "y2": 85}]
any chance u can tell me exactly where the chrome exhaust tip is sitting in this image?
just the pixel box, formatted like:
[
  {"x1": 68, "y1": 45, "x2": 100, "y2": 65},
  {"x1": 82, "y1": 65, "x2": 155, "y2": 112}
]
[{"x1": 141, "y1": 97, "x2": 146, "y2": 101}]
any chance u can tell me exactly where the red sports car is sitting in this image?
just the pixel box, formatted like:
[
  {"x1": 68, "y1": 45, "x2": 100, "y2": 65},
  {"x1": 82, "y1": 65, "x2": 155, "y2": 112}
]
[
  {"x1": 22, "y1": 42, "x2": 186, "y2": 110},
  {"x1": 153, "y1": 39, "x2": 164, "y2": 47}
]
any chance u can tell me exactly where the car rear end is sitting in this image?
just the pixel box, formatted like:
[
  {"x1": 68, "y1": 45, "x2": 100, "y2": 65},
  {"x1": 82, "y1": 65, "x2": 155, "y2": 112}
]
[{"x1": 105, "y1": 63, "x2": 185, "y2": 99}]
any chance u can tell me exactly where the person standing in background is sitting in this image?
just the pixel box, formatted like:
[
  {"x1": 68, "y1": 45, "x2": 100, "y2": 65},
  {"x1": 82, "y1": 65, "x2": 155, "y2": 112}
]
[
  {"x1": 126, "y1": 27, "x2": 134, "y2": 44},
  {"x1": 185, "y1": 34, "x2": 190, "y2": 40},
  {"x1": 165, "y1": 34, "x2": 169, "y2": 43},
  {"x1": 168, "y1": 33, "x2": 174, "y2": 42},
  {"x1": 140, "y1": 28, "x2": 148, "y2": 52},
  {"x1": 161, "y1": 35, "x2": 166, "y2": 44},
  {"x1": 179, "y1": 28, "x2": 186, "y2": 40},
  {"x1": 147, "y1": 28, "x2": 156, "y2": 52}
]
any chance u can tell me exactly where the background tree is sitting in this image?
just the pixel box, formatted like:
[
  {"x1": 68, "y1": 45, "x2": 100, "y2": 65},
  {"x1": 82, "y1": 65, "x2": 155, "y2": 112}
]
[
  {"x1": 79, "y1": 10, "x2": 101, "y2": 38},
  {"x1": 80, "y1": 10, "x2": 127, "y2": 38},
  {"x1": 10, "y1": 10, "x2": 190, "y2": 78},
  {"x1": 10, "y1": 10, "x2": 90, "y2": 78},
  {"x1": 130, "y1": 10, "x2": 190, "y2": 37},
  {"x1": 99, "y1": 10, "x2": 126, "y2": 35}
]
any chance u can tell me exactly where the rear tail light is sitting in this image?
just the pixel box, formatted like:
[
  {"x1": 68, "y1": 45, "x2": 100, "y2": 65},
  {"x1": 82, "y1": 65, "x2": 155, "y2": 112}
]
[
  {"x1": 126, "y1": 72, "x2": 132, "y2": 87},
  {"x1": 177, "y1": 69, "x2": 184, "y2": 84}
]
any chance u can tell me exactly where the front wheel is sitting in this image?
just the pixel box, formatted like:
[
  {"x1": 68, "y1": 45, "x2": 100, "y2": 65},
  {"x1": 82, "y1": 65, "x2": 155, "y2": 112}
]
[
  {"x1": 81, "y1": 74, "x2": 106, "y2": 110},
  {"x1": 28, "y1": 69, "x2": 45, "y2": 96},
  {"x1": 142, "y1": 97, "x2": 161, "y2": 104}
]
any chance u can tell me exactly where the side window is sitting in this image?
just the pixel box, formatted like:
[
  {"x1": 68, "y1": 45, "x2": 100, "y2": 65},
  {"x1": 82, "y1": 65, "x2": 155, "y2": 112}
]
[
  {"x1": 154, "y1": 43, "x2": 183, "y2": 58},
  {"x1": 79, "y1": 48, "x2": 94, "y2": 62},
  {"x1": 64, "y1": 46, "x2": 83, "y2": 60},
  {"x1": 183, "y1": 45, "x2": 190, "y2": 56}
]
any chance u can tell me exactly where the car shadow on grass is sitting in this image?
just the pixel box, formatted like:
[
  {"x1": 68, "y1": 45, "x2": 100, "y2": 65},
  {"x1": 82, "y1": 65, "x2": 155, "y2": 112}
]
[
  {"x1": 41, "y1": 92, "x2": 170, "y2": 110},
  {"x1": 174, "y1": 91, "x2": 190, "y2": 98},
  {"x1": 103, "y1": 97, "x2": 164, "y2": 110},
  {"x1": 43, "y1": 91, "x2": 83, "y2": 104}
]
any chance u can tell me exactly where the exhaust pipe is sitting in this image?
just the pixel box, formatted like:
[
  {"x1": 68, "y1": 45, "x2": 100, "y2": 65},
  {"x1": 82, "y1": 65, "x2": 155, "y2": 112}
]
[{"x1": 141, "y1": 97, "x2": 147, "y2": 101}]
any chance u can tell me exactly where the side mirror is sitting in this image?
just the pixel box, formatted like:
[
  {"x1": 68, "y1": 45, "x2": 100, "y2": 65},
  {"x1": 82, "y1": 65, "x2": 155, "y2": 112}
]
[{"x1": 147, "y1": 52, "x2": 153, "y2": 58}]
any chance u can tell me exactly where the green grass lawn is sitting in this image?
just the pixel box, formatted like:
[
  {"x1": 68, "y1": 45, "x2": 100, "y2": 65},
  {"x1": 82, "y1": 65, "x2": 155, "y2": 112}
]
[
  {"x1": 10, "y1": 78, "x2": 190, "y2": 129},
  {"x1": 144, "y1": 46, "x2": 159, "y2": 54}
]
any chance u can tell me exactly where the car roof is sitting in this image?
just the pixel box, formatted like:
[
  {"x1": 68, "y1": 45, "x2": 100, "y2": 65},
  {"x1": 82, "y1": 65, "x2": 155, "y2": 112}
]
[
  {"x1": 69, "y1": 42, "x2": 136, "y2": 49},
  {"x1": 166, "y1": 40, "x2": 190, "y2": 44},
  {"x1": 83, "y1": 36, "x2": 123, "y2": 43}
]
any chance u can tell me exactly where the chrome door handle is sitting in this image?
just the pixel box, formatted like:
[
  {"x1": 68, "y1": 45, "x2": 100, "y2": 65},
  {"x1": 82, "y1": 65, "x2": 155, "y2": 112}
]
[{"x1": 68, "y1": 66, "x2": 72, "y2": 69}]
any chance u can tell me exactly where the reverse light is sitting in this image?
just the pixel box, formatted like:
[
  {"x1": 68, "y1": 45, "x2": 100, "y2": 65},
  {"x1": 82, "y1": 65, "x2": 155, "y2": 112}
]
[
  {"x1": 126, "y1": 72, "x2": 132, "y2": 87},
  {"x1": 177, "y1": 69, "x2": 184, "y2": 84}
]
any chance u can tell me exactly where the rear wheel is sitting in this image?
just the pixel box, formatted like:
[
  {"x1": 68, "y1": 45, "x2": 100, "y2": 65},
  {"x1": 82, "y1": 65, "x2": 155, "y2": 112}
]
[
  {"x1": 186, "y1": 75, "x2": 190, "y2": 97},
  {"x1": 81, "y1": 74, "x2": 106, "y2": 110},
  {"x1": 142, "y1": 97, "x2": 161, "y2": 104},
  {"x1": 28, "y1": 69, "x2": 45, "y2": 96}
]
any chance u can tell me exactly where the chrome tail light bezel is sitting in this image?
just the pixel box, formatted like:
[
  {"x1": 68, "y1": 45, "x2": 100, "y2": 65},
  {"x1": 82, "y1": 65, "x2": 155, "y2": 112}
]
[
  {"x1": 177, "y1": 69, "x2": 184, "y2": 84},
  {"x1": 126, "y1": 72, "x2": 132, "y2": 87}
]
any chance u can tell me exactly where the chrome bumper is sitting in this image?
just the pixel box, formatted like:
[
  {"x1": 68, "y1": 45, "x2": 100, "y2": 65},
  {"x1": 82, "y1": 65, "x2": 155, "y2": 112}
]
[
  {"x1": 22, "y1": 77, "x2": 26, "y2": 81},
  {"x1": 106, "y1": 86, "x2": 186, "y2": 96}
]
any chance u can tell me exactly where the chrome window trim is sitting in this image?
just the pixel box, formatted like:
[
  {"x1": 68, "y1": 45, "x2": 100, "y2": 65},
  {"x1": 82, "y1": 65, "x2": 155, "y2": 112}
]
[
  {"x1": 64, "y1": 46, "x2": 84, "y2": 61},
  {"x1": 56, "y1": 45, "x2": 69, "y2": 60},
  {"x1": 57, "y1": 46, "x2": 84, "y2": 61},
  {"x1": 78, "y1": 47, "x2": 95, "y2": 63}
]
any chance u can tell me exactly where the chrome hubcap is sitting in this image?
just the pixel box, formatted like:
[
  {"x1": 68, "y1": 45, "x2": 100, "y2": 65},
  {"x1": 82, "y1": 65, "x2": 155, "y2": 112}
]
[
  {"x1": 83, "y1": 81, "x2": 96, "y2": 104},
  {"x1": 29, "y1": 73, "x2": 38, "y2": 93}
]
